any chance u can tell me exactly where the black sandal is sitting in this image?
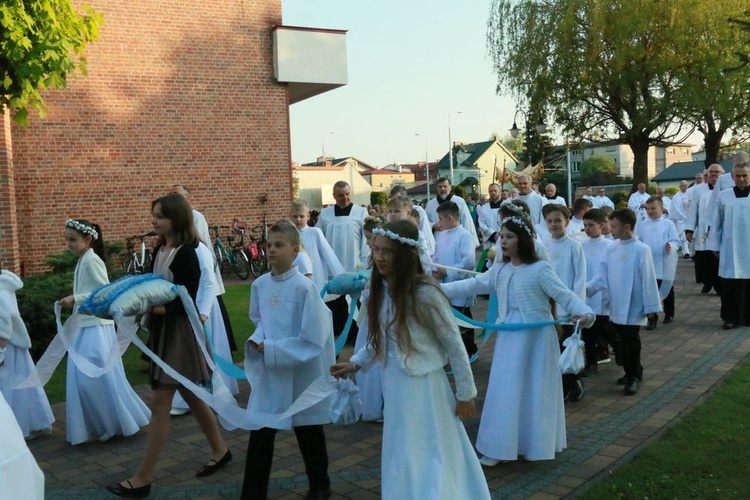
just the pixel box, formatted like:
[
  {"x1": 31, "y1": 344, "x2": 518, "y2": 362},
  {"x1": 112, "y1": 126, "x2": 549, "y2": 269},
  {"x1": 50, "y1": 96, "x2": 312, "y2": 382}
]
[
  {"x1": 105, "y1": 479, "x2": 151, "y2": 498},
  {"x1": 196, "y1": 449, "x2": 232, "y2": 477}
]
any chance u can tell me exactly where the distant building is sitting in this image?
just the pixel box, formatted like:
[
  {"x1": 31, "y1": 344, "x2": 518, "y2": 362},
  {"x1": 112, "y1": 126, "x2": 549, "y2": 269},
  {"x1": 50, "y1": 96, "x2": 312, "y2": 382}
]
[
  {"x1": 296, "y1": 156, "x2": 375, "y2": 208},
  {"x1": 362, "y1": 165, "x2": 415, "y2": 193},
  {"x1": 432, "y1": 139, "x2": 520, "y2": 196},
  {"x1": 652, "y1": 159, "x2": 733, "y2": 189}
]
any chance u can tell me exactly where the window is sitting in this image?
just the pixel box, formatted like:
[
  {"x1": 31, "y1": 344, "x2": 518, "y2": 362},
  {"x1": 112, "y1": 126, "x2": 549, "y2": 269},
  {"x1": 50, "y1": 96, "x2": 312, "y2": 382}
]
[
  {"x1": 571, "y1": 149, "x2": 582, "y2": 156},
  {"x1": 606, "y1": 146, "x2": 616, "y2": 152},
  {"x1": 572, "y1": 161, "x2": 581, "y2": 173}
]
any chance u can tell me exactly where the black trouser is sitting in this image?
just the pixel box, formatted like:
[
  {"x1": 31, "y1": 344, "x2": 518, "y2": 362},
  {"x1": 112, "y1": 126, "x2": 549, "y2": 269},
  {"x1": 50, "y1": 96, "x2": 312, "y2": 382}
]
[
  {"x1": 721, "y1": 278, "x2": 750, "y2": 325},
  {"x1": 455, "y1": 306, "x2": 477, "y2": 357},
  {"x1": 694, "y1": 250, "x2": 721, "y2": 291},
  {"x1": 326, "y1": 295, "x2": 358, "y2": 346},
  {"x1": 582, "y1": 315, "x2": 621, "y2": 367},
  {"x1": 656, "y1": 279, "x2": 675, "y2": 318},
  {"x1": 241, "y1": 425, "x2": 330, "y2": 499},
  {"x1": 560, "y1": 324, "x2": 581, "y2": 392},
  {"x1": 611, "y1": 324, "x2": 642, "y2": 381},
  {"x1": 216, "y1": 294, "x2": 237, "y2": 351}
]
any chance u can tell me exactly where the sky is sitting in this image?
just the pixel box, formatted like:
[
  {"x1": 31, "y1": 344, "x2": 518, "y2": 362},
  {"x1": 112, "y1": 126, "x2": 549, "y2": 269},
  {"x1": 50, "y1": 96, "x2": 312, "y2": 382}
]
[{"x1": 282, "y1": 0, "x2": 520, "y2": 168}]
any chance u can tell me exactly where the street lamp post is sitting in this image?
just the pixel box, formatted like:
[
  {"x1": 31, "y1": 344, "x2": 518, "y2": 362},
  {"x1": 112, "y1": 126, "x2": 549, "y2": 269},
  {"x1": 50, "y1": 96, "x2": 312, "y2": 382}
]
[
  {"x1": 321, "y1": 131, "x2": 334, "y2": 160},
  {"x1": 509, "y1": 109, "x2": 547, "y2": 167},
  {"x1": 415, "y1": 133, "x2": 430, "y2": 200},
  {"x1": 448, "y1": 111, "x2": 462, "y2": 184}
]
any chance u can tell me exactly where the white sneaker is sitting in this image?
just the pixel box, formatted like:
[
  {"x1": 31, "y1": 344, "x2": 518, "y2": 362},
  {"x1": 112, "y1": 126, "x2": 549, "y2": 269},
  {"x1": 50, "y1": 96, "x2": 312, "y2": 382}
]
[
  {"x1": 170, "y1": 407, "x2": 190, "y2": 416},
  {"x1": 479, "y1": 456, "x2": 508, "y2": 467}
]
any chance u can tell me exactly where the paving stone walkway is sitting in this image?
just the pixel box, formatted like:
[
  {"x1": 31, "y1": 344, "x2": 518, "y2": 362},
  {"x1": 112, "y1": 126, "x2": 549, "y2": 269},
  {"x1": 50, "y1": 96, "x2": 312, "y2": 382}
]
[{"x1": 29, "y1": 258, "x2": 750, "y2": 499}]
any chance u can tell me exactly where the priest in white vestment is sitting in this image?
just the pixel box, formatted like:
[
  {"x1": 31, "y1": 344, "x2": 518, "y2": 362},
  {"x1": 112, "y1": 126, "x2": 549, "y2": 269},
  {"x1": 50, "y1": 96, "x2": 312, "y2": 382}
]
[{"x1": 425, "y1": 177, "x2": 480, "y2": 247}]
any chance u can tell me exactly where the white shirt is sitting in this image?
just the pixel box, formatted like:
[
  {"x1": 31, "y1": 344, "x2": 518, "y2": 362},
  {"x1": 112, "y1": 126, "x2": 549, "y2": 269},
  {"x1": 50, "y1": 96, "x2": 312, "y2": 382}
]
[
  {"x1": 635, "y1": 217, "x2": 680, "y2": 279},
  {"x1": 581, "y1": 236, "x2": 614, "y2": 315},
  {"x1": 433, "y1": 225, "x2": 476, "y2": 307},
  {"x1": 543, "y1": 234, "x2": 586, "y2": 317}
]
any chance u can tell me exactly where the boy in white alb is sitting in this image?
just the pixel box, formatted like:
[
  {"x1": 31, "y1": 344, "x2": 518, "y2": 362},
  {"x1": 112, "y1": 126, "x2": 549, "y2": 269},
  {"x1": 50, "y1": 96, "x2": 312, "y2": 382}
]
[
  {"x1": 579, "y1": 209, "x2": 621, "y2": 377},
  {"x1": 566, "y1": 198, "x2": 593, "y2": 240},
  {"x1": 588, "y1": 209, "x2": 661, "y2": 396},
  {"x1": 541, "y1": 203, "x2": 587, "y2": 402},
  {"x1": 290, "y1": 200, "x2": 345, "y2": 293},
  {"x1": 432, "y1": 201, "x2": 478, "y2": 359},
  {"x1": 242, "y1": 220, "x2": 334, "y2": 499},
  {"x1": 635, "y1": 197, "x2": 680, "y2": 329},
  {"x1": 388, "y1": 195, "x2": 434, "y2": 269}
]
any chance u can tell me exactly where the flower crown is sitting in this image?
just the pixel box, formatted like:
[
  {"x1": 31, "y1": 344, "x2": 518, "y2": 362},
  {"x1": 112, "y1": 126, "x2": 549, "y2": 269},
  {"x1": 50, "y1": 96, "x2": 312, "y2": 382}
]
[
  {"x1": 372, "y1": 227, "x2": 421, "y2": 249},
  {"x1": 66, "y1": 219, "x2": 99, "y2": 240},
  {"x1": 499, "y1": 200, "x2": 528, "y2": 217},
  {"x1": 501, "y1": 216, "x2": 533, "y2": 236}
]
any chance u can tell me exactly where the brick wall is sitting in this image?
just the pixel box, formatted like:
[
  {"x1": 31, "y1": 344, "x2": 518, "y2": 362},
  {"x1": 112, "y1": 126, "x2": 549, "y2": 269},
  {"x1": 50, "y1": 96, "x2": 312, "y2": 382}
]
[{"x1": 1, "y1": 0, "x2": 292, "y2": 274}]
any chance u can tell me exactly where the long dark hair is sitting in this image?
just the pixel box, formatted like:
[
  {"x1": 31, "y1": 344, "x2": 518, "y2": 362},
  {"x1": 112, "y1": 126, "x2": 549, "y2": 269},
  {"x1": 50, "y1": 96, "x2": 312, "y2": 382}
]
[
  {"x1": 152, "y1": 194, "x2": 199, "y2": 247},
  {"x1": 68, "y1": 219, "x2": 106, "y2": 261},
  {"x1": 499, "y1": 217, "x2": 539, "y2": 264},
  {"x1": 367, "y1": 219, "x2": 443, "y2": 361}
]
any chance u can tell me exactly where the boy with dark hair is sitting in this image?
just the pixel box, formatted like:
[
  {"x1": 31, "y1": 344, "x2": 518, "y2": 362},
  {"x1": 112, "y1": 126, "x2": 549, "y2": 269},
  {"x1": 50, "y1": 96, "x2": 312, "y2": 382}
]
[
  {"x1": 580, "y1": 209, "x2": 621, "y2": 376},
  {"x1": 567, "y1": 197, "x2": 593, "y2": 238},
  {"x1": 433, "y1": 202, "x2": 478, "y2": 360},
  {"x1": 588, "y1": 209, "x2": 661, "y2": 395}
]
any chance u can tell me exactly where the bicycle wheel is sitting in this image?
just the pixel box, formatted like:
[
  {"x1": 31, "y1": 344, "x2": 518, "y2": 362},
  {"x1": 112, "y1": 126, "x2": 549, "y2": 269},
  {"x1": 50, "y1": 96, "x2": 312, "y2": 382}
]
[
  {"x1": 142, "y1": 251, "x2": 153, "y2": 274},
  {"x1": 249, "y1": 249, "x2": 265, "y2": 278},
  {"x1": 230, "y1": 248, "x2": 251, "y2": 280},
  {"x1": 122, "y1": 254, "x2": 136, "y2": 275}
]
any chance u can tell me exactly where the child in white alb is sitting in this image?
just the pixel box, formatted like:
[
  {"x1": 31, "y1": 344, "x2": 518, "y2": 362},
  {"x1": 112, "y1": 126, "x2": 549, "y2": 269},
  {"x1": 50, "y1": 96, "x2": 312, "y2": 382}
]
[{"x1": 0, "y1": 267, "x2": 54, "y2": 439}]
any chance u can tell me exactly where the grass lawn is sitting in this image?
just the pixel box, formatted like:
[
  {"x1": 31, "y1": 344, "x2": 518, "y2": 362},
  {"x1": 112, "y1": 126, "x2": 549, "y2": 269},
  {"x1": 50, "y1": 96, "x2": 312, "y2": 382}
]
[
  {"x1": 44, "y1": 283, "x2": 254, "y2": 404},
  {"x1": 579, "y1": 357, "x2": 750, "y2": 499}
]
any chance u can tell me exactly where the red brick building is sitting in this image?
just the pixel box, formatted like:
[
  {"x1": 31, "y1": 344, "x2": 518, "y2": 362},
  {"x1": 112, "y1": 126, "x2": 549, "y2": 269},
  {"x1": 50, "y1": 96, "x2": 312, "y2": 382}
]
[{"x1": 0, "y1": 1, "x2": 346, "y2": 274}]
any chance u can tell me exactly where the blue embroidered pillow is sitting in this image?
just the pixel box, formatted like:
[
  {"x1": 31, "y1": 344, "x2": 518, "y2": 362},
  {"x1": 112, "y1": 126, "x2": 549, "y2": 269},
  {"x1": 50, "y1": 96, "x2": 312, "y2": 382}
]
[
  {"x1": 321, "y1": 270, "x2": 371, "y2": 297},
  {"x1": 78, "y1": 273, "x2": 178, "y2": 318}
]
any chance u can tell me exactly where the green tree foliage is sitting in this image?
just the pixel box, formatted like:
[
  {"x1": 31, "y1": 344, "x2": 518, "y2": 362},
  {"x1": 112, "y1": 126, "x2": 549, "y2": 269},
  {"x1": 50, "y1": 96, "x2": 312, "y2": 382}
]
[
  {"x1": 580, "y1": 155, "x2": 619, "y2": 186},
  {"x1": 370, "y1": 191, "x2": 388, "y2": 207},
  {"x1": 487, "y1": 0, "x2": 748, "y2": 189},
  {"x1": 677, "y1": 2, "x2": 750, "y2": 166},
  {"x1": 542, "y1": 170, "x2": 568, "y2": 201},
  {"x1": 0, "y1": 0, "x2": 102, "y2": 125}
]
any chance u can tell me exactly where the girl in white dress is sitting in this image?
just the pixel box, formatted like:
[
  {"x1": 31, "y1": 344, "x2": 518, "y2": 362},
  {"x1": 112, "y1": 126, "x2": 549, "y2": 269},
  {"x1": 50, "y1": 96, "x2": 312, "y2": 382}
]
[
  {"x1": 442, "y1": 215, "x2": 595, "y2": 465},
  {"x1": 331, "y1": 219, "x2": 490, "y2": 500},
  {"x1": 0, "y1": 267, "x2": 54, "y2": 439},
  {"x1": 59, "y1": 219, "x2": 150, "y2": 445}
]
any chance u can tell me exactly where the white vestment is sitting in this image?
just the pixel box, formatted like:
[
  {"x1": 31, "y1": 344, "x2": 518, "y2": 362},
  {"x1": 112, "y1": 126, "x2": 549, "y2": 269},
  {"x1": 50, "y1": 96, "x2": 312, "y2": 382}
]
[
  {"x1": 245, "y1": 267, "x2": 335, "y2": 429},
  {"x1": 316, "y1": 204, "x2": 370, "y2": 272},
  {"x1": 477, "y1": 201, "x2": 502, "y2": 250},
  {"x1": 592, "y1": 195, "x2": 615, "y2": 209},
  {"x1": 426, "y1": 194, "x2": 480, "y2": 247},
  {"x1": 433, "y1": 226, "x2": 476, "y2": 308},
  {"x1": 193, "y1": 209, "x2": 225, "y2": 295},
  {"x1": 705, "y1": 172, "x2": 734, "y2": 225},
  {"x1": 581, "y1": 236, "x2": 614, "y2": 315},
  {"x1": 635, "y1": 218, "x2": 680, "y2": 279},
  {"x1": 685, "y1": 183, "x2": 714, "y2": 251},
  {"x1": 542, "y1": 235, "x2": 586, "y2": 317},
  {"x1": 587, "y1": 237, "x2": 662, "y2": 325},
  {"x1": 708, "y1": 188, "x2": 750, "y2": 278},
  {"x1": 412, "y1": 204, "x2": 436, "y2": 256},
  {"x1": 627, "y1": 191, "x2": 650, "y2": 220},
  {"x1": 542, "y1": 195, "x2": 566, "y2": 206},
  {"x1": 517, "y1": 191, "x2": 545, "y2": 228},
  {"x1": 298, "y1": 226, "x2": 345, "y2": 292}
]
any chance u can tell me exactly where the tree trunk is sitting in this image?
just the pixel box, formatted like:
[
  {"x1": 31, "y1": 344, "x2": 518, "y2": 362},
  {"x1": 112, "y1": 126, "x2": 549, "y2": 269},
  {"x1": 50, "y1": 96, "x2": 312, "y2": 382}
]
[
  {"x1": 628, "y1": 136, "x2": 651, "y2": 192},
  {"x1": 702, "y1": 129, "x2": 725, "y2": 167}
]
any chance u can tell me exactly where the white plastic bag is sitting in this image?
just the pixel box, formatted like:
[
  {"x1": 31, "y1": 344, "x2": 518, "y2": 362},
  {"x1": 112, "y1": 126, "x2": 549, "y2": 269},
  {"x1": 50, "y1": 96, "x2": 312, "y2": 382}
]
[
  {"x1": 329, "y1": 377, "x2": 363, "y2": 425},
  {"x1": 558, "y1": 320, "x2": 585, "y2": 374}
]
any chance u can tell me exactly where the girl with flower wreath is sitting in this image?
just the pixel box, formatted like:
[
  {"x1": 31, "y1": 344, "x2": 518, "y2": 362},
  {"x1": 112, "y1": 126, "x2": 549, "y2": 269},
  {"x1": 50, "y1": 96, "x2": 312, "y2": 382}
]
[
  {"x1": 331, "y1": 219, "x2": 490, "y2": 499},
  {"x1": 441, "y1": 216, "x2": 595, "y2": 465},
  {"x1": 59, "y1": 219, "x2": 150, "y2": 445}
]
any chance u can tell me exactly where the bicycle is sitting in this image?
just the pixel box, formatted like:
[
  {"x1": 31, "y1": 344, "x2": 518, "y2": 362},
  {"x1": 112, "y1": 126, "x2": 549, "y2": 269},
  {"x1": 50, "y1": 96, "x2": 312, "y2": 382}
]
[
  {"x1": 212, "y1": 221, "x2": 251, "y2": 280},
  {"x1": 122, "y1": 231, "x2": 157, "y2": 275},
  {"x1": 246, "y1": 215, "x2": 269, "y2": 278}
]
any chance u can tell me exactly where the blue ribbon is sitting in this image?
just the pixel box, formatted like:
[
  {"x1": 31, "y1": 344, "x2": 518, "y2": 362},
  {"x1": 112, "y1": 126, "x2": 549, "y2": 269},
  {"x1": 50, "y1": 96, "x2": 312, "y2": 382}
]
[
  {"x1": 334, "y1": 298, "x2": 359, "y2": 355},
  {"x1": 453, "y1": 307, "x2": 571, "y2": 332},
  {"x1": 204, "y1": 324, "x2": 247, "y2": 380}
]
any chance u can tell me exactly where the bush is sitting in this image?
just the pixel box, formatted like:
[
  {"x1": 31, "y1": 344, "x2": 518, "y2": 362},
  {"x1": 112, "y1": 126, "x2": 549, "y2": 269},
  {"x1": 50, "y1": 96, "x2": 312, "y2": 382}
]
[
  {"x1": 17, "y1": 241, "x2": 126, "y2": 359},
  {"x1": 370, "y1": 191, "x2": 388, "y2": 207},
  {"x1": 611, "y1": 191, "x2": 631, "y2": 207},
  {"x1": 665, "y1": 186, "x2": 679, "y2": 196}
]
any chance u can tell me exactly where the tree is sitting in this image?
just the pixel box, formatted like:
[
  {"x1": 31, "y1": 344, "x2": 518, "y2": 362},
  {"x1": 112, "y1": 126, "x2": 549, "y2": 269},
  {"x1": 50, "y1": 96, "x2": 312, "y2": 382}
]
[
  {"x1": 580, "y1": 155, "x2": 618, "y2": 186},
  {"x1": 488, "y1": 0, "x2": 699, "y2": 190},
  {"x1": 677, "y1": 2, "x2": 750, "y2": 165},
  {"x1": 0, "y1": 0, "x2": 101, "y2": 125}
]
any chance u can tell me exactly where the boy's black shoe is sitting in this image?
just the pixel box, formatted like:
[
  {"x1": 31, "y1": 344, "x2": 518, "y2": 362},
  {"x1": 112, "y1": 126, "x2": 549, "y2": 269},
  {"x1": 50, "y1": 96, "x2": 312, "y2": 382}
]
[
  {"x1": 663, "y1": 316, "x2": 674, "y2": 324},
  {"x1": 701, "y1": 284, "x2": 712, "y2": 294},
  {"x1": 579, "y1": 364, "x2": 598, "y2": 378},
  {"x1": 646, "y1": 317, "x2": 657, "y2": 331},
  {"x1": 305, "y1": 487, "x2": 332, "y2": 500},
  {"x1": 568, "y1": 379, "x2": 585, "y2": 402},
  {"x1": 623, "y1": 378, "x2": 640, "y2": 395}
]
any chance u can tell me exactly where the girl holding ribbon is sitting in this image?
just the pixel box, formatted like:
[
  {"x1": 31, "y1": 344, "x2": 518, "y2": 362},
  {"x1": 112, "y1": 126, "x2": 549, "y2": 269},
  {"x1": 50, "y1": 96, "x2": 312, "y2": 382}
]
[
  {"x1": 441, "y1": 215, "x2": 595, "y2": 465},
  {"x1": 331, "y1": 219, "x2": 490, "y2": 499},
  {"x1": 59, "y1": 219, "x2": 150, "y2": 445}
]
